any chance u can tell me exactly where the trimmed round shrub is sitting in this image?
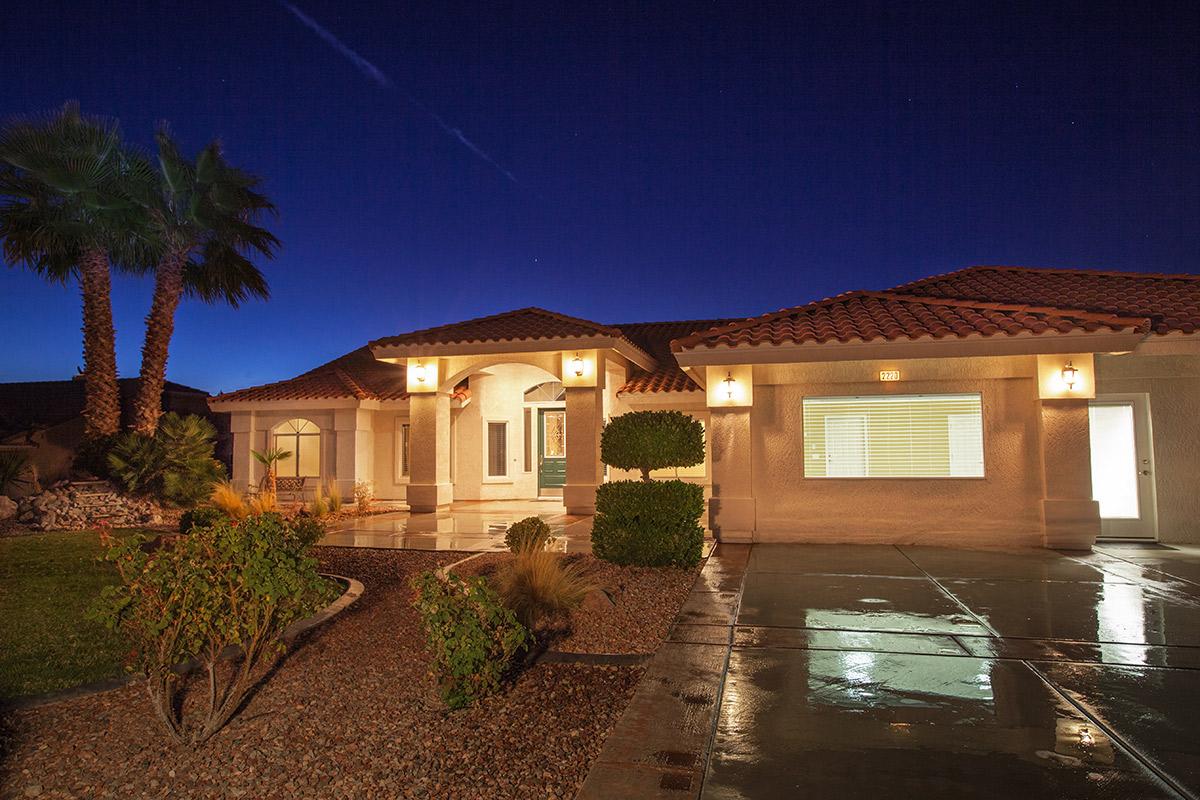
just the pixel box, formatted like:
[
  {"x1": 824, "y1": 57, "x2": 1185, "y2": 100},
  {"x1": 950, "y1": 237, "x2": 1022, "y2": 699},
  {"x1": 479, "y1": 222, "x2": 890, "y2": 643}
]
[
  {"x1": 600, "y1": 410, "x2": 704, "y2": 481},
  {"x1": 504, "y1": 516, "x2": 553, "y2": 553},
  {"x1": 178, "y1": 505, "x2": 226, "y2": 533},
  {"x1": 591, "y1": 479, "x2": 705, "y2": 567}
]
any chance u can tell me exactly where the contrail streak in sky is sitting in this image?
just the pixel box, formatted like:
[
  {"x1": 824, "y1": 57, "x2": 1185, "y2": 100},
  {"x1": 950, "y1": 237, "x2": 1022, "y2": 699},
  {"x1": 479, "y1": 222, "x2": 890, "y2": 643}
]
[{"x1": 279, "y1": 1, "x2": 518, "y2": 184}]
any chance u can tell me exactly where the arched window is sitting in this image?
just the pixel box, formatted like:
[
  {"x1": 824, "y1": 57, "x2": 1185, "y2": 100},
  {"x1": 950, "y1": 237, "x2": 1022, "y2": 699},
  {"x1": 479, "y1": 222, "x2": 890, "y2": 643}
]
[
  {"x1": 273, "y1": 418, "x2": 321, "y2": 478},
  {"x1": 523, "y1": 381, "x2": 565, "y2": 402}
]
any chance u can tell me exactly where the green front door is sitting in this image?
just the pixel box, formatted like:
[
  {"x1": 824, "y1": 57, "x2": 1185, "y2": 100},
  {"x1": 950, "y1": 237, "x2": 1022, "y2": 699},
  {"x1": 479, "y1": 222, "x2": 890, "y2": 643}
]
[{"x1": 538, "y1": 408, "x2": 567, "y2": 491}]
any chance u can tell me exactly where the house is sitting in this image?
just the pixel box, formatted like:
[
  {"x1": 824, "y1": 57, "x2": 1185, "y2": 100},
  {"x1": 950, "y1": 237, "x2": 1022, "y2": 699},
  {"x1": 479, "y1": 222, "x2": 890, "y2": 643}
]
[
  {"x1": 0, "y1": 377, "x2": 230, "y2": 492},
  {"x1": 209, "y1": 266, "x2": 1200, "y2": 549}
]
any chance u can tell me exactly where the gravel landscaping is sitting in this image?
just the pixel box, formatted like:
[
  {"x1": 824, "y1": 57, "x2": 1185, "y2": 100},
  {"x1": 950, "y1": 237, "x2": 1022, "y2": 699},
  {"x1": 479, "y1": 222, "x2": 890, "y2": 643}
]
[
  {"x1": 454, "y1": 552, "x2": 700, "y2": 654},
  {"x1": 0, "y1": 546, "x2": 680, "y2": 799}
]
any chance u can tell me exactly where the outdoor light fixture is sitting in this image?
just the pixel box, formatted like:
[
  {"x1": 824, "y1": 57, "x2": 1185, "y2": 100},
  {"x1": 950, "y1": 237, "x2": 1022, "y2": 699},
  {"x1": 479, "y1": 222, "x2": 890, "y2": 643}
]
[
  {"x1": 413, "y1": 362, "x2": 427, "y2": 383},
  {"x1": 1061, "y1": 360, "x2": 1078, "y2": 390},
  {"x1": 1079, "y1": 727, "x2": 1095, "y2": 747},
  {"x1": 572, "y1": 353, "x2": 585, "y2": 377},
  {"x1": 722, "y1": 372, "x2": 736, "y2": 400}
]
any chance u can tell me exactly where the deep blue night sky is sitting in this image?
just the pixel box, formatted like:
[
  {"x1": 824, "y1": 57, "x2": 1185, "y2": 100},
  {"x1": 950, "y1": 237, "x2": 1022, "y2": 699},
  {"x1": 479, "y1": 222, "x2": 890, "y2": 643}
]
[{"x1": 2, "y1": 1, "x2": 1197, "y2": 392}]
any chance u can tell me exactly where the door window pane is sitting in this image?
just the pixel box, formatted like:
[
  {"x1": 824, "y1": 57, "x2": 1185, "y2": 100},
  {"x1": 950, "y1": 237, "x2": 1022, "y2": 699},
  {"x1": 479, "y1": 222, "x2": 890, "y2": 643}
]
[
  {"x1": 543, "y1": 411, "x2": 566, "y2": 458},
  {"x1": 1089, "y1": 404, "x2": 1139, "y2": 519}
]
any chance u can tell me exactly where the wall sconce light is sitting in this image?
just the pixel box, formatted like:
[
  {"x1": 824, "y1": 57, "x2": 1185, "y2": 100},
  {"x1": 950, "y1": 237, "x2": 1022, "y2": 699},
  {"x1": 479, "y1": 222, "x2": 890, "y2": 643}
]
[
  {"x1": 572, "y1": 353, "x2": 585, "y2": 377},
  {"x1": 722, "y1": 372, "x2": 736, "y2": 400},
  {"x1": 1061, "y1": 360, "x2": 1078, "y2": 391},
  {"x1": 413, "y1": 362, "x2": 427, "y2": 383}
]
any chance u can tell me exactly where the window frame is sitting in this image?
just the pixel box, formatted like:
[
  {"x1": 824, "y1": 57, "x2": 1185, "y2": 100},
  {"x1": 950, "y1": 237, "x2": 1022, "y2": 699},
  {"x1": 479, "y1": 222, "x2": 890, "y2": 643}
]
[
  {"x1": 484, "y1": 418, "x2": 511, "y2": 482},
  {"x1": 394, "y1": 417, "x2": 411, "y2": 483},
  {"x1": 271, "y1": 418, "x2": 322, "y2": 479},
  {"x1": 801, "y1": 392, "x2": 986, "y2": 480}
]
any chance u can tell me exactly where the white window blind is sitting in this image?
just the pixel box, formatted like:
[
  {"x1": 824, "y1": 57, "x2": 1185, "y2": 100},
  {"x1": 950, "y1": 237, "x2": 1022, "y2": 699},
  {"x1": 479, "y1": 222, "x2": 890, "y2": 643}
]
[
  {"x1": 487, "y1": 421, "x2": 508, "y2": 477},
  {"x1": 396, "y1": 422, "x2": 410, "y2": 478},
  {"x1": 802, "y1": 394, "x2": 984, "y2": 478}
]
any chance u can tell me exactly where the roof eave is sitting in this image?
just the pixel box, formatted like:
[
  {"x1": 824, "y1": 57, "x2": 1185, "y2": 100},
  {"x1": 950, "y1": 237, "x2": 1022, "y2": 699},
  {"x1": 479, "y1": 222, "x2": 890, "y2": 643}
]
[
  {"x1": 370, "y1": 334, "x2": 657, "y2": 372},
  {"x1": 673, "y1": 329, "x2": 1150, "y2": 367}
]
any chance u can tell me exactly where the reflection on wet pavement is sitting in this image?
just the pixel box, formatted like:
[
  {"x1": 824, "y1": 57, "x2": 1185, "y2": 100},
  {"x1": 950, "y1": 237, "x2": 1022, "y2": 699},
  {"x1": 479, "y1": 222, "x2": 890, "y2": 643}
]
[{"x1": 582, "y1": 541, "x2": 1200, "y2": 800}]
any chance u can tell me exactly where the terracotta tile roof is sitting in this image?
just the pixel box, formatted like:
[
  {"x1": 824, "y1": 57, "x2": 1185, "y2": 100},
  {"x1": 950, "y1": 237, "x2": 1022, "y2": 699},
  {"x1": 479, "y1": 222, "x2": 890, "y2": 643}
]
[
  {"x1": 212, "y1": 347, "x2": 408, "y2": 403},
  {"x1": 889, "y1": 266, "x2": 1200, "y2": 335},
  {"x1": 672, "y1": 291, "x2": 1151, "y2": 351},
  {"x1": 612, "y1": 318, "x2": 745, "y2": 393},
  {"x1": 370, "y1": 307, "x2": 630, "y2": 349}
]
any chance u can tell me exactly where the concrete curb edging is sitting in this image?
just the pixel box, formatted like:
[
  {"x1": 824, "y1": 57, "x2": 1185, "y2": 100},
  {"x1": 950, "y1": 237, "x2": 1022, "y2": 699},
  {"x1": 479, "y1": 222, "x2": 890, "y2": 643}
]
[{"x1": 4, "y1": 573, "x2": 363, "y2": 712}]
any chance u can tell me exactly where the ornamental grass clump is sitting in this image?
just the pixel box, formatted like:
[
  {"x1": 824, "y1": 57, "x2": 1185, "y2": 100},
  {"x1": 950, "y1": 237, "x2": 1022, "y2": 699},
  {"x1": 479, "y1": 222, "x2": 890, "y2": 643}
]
[
  {"x1": 496, "y1": 543, "x2": 595, "y2": 630},
  {"x1": 504, "y1": 516, "x2": 553, "y2": 553},
  {"x1": 411, "y1": 571, "x2": 529, "y2": 710},
  {"x1": 209, "y1": 479, "x2": 248, "y2": 518},
  {"x1": 592, "y1": 410, "x2": 706, "y2": 567},
  {"x1": 94, "y1": 513, "x2": 334, "y2": 744}
]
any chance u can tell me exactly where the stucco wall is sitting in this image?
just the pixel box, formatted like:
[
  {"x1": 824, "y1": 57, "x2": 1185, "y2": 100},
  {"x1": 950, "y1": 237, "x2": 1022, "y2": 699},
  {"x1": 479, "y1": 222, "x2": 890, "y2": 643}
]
[
  {"x1": 229, "y1": 409, "x2": 338, "y2": 491},
  {"x1": 750, "y1": 357, "x2": 1046, "y2": 546},
  {"x1": 1096, "y1": 352, "x2": 1200, "y2": 544},
  {"x1": 452, "y1": 363, "x2": 558, "y2": 501}
]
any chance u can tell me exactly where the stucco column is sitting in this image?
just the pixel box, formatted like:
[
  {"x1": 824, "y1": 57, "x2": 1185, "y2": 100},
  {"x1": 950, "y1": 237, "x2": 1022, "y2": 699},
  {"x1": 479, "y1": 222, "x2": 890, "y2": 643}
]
[
  {"x1": 563, "y1": 382, "x2": 605, "y2": 515},
  {"x1": 1038, "y1": 399, "x2": 1100, "y2": 549},
  {"x1": 229, "y1": 411, "x2": 257, "y2": 491},
  {"x1": 334, "y1": 408, "x2": 374, "y2": 497},
  {"x1": 408, "y1": 392, "x2": 453, "y2": 512},
  {"x1": 709, "y1": 408, "x2": 755, "y2": 542}
]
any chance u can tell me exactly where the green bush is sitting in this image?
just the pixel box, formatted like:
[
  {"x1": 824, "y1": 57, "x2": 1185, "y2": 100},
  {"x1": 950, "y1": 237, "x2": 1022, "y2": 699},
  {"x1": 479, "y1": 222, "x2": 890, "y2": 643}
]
[
  {"x1": 591, "y1": 480, "x2": 705, "y2": 567},
  {"x1": 504, "y1": 516, "x2": 552, "y2": 553},
  {"x1": 73, "y1": 433, "x2": 119, "y2": 479},
  {"x1": 94, "y1": 512, "x2": 335, "y2": 744},
  {"x1": 178, "y1": 505, "x2": 226, "y2": 533},
  {"x1": 106, "y1": 413, "x2": 226, "y2": 507},
  {"x1": 411, "y1": 571, "x2": 529, "y2": 710},
  {"x1": 0, "y1": 450, "x2": 33, "y2": 496},
  {"x1": 600, "y1": 410, "x2": 704, "y2": 480}
]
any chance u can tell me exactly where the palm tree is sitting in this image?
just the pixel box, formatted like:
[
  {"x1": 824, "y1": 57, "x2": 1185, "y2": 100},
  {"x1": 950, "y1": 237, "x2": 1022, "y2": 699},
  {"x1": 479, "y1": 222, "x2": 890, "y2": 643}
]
[
  {"x1": 251, "y1": 446, "x2": 291, "y2": 496},
  {"x1": 129, "y1": 129, "x2": 276, "y2": 435},
  {"x1": 0, "y1": 103, "x2": 153, "y2": 440}
]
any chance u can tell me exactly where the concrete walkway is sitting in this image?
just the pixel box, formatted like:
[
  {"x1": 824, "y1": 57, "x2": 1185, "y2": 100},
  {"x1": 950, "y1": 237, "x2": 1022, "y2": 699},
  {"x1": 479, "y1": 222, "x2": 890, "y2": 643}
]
[{"x1": 580, "y1": 542, "x2": 1200, "y2": 799}]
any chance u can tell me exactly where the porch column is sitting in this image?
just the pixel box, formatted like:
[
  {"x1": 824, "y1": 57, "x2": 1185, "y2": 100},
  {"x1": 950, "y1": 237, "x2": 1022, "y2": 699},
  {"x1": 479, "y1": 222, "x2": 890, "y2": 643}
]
[
  {"x1": 709, "y1": 409, "x2": 756, "y2": 542},
  {"x1": 229, "y1": 411, "x2": 257, "y2": 491},
  {"x1": 408, "y1": 392, "x2": 453, "y2": 512},
  {"x1": 1038, "y1": 399, "x2": 1100, "y2": 549},
  {"x1": 706, "y1": 365, "x2": 756, "y2": 542},
  {"x1": 334, "y1": 408, "x2": 374, "y2": 496},
  {"x1": 563, "y1": 359, "x2": 605, "y2": 516},
  {"x1": 1035, "y1": 353, "x2": 1100, "y2": 549}
]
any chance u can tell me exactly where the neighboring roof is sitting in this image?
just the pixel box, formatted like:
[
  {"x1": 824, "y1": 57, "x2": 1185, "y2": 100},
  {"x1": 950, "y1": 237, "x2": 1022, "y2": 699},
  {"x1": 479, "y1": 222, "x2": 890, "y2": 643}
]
[
  {"x1": 211, "y1": 347, "x2": 408, "y2": 404},
  {"x1": 613, "y1": 318, "x2": 744, "y2": 392},
  {"x1": 370, "y1": 307, "x2": 630, "y2": 349},
  {"x1": 889, "y1": 266, "x2": 1200, "y2": 335},
  {"x1": 672, "y1": 291, "x2": 1151, "y2": 351},
  {"x1": 0, "y1": 377, "x2": 211, "y2": 436}
]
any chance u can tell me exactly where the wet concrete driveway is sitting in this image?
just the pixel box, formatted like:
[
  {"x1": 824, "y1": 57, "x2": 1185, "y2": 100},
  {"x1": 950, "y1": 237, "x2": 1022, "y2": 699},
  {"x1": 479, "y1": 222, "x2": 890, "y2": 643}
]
[{"x1": 581, "y1": 542, "x2": 1200, "y2": 799}]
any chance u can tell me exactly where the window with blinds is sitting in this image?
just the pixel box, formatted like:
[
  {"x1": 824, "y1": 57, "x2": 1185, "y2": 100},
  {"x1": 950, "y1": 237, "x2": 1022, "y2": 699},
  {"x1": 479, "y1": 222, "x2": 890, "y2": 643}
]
[
  {"x1": 802, "y1": 393, "x2": 984, "y2": 478},
  {"x1": 395, "y1": 421, "x2": 410, "y2": 478},
  {"x1": 487, "y1": 421, "x2": 508, "y2": 477}
]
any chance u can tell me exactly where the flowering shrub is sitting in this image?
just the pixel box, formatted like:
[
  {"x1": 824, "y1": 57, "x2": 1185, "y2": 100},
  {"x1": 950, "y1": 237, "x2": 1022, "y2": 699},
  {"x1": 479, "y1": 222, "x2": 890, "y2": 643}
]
[
  {"x1": 411, "y1": 571, "x2": 529, "y2": 709},
  {"x1": 94, "y1": 513, "x2": 334, "y2": 744}
]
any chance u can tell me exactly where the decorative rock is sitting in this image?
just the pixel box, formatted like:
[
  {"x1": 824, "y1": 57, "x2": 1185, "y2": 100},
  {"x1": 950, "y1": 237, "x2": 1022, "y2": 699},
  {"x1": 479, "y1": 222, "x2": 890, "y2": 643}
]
[
  {"x1": 14, "y1": 481, "x2": 165, "y2": 530},
  {"x1": 0, "y1": 494, "x2": 17, "y2": 520}
]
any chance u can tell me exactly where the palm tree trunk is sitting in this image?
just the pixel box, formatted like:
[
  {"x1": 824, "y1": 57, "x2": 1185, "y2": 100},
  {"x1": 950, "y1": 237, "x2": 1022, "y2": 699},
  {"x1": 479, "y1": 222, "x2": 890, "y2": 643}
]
[
  {"x1": 131, "y1": 249, "x2": 187, "y2": 435},
  {"x1": 79, "y1": 248, "x2": 121, "y2": 439}
]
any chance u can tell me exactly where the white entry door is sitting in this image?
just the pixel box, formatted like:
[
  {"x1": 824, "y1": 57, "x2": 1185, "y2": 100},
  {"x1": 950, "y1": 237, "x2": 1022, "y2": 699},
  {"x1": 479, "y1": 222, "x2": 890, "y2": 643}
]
[{"x1": 1088, "y1": 394, "x2": 1158, "y2": 540}]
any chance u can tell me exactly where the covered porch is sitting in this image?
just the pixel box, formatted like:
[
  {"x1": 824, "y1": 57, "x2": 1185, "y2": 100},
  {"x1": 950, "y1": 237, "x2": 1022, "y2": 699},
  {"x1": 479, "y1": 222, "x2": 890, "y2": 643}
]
[{"x1": 320, "y1": 499, "x2": 595, "y2": 552}]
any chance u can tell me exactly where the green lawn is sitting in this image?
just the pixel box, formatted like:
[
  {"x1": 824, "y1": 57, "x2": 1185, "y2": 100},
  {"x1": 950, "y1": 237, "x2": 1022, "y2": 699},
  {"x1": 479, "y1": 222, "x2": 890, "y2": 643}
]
[{"x1": 0, "y1": 529, "x2": 144, "y2": 700}]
